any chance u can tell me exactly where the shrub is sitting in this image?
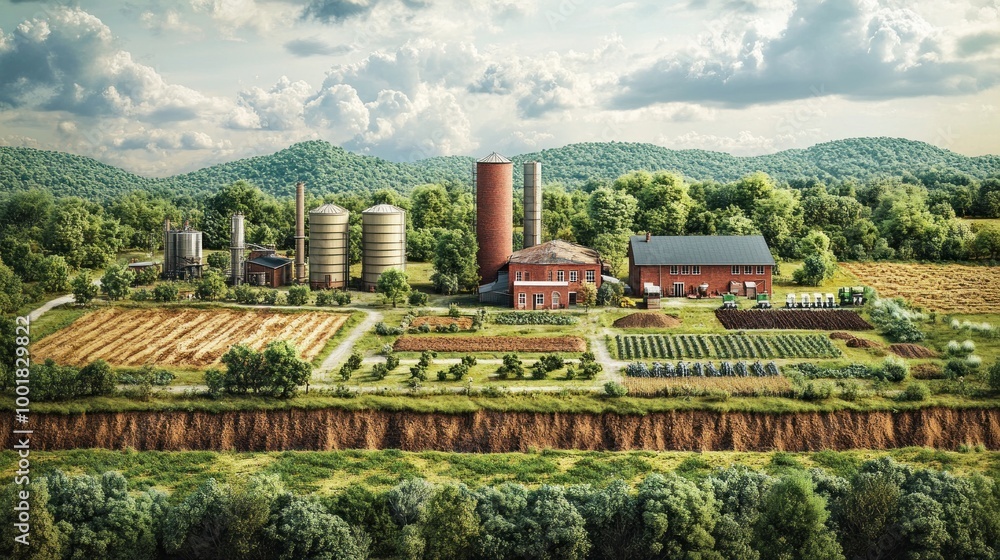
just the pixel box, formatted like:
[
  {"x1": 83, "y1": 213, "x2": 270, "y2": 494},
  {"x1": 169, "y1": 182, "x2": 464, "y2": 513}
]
[
  {"x1": 263, "y1": 289, "x2": 280, "y2": 305},
  {"x1": 234, "y1": 284, "x2": 263, "y2": 305},
  {"x1": 346, "y1": 351, "x2": 363, "y2": 372},
  {"x1": 448, "y1": 363, "x2": 469, "y2": 380},
  {"x1": 448, "y1": 303, "x2": 461, "y2": 317},
  {"x1": 408, "y1": 291, "x2": 428, "y2": 306},
  {"x1": 988, "y1": 362, "x2": 1000, "y2": 392},
  {"x1": 315, "y1": 290, "x2": 333, "y2": 306},
  {"x1": 286, "y1": 285, "x2": 310, "y2": 306},
  {"x1": 880, "y1": 356, "x2": 909, "y2": 383},
  {"x1": 375, "y1": 322, "x2": 405, "y2": 336},
  {"x1": 385, "y1": 354, "x2": 400, "y2": 371},
  {"x1": 333, "y1": 290, "x2": 352, "y2": 305},
  {"x1": 944, "y1": 359, "x2": 972, "y2": 379},
  {"x1": 152, "y1": 283, "x2": 179, "y2": 302},
  {"x1": 497, "y1": 354, "x2": 523, "y2": 379},
  {"x1": 838, "y1": 379, "x2": 862, "y2": 401},
  {"x1": 338, "y1": 363, "x2": 353, "y2": 381},
  {"x1": 899, "y1": 382, "x2": 930, "y2": 402},
  {"x1": 604, "y1": 381, "x2": 628, "y2": 397},
  {"x1": 537, "y1": 354, "x2": 564, "y2": 373},
  {"x1": 131, "y1": 288, "x2": 150, "y2": 301},
  {"x1": 371, "y1": 363, "x2": 389, "y2": 380},
  {"x1": 799, "y1": 382, "x2": 833, "y2": 401}
]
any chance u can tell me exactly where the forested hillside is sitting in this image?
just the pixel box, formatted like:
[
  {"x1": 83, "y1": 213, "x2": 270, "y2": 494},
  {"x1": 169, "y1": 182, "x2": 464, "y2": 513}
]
[{"x1": 2, "y1": 137, "x2": 999, "y2": 200}]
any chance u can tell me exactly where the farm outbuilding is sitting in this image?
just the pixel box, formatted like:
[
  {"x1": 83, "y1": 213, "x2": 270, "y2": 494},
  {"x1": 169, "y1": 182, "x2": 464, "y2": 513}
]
[
  {"x1": 628, "y1": 235, "x2": 775, "y2": 298},
  {"x1": 246, "y1": 250, "x2": 293, "y2": 287}
]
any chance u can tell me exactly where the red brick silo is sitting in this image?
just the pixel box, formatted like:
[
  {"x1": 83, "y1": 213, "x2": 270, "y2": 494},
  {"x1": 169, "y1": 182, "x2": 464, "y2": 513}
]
[{"x1": 476, "y1": 152, "x2": 513, "y2": 284}]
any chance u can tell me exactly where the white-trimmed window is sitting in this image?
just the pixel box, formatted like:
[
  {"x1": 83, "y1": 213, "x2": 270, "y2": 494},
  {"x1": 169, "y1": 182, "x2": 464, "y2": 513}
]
[
  {"x1": 534, "y1": 293, "x2": 544, "y2": 307},
  {"x1": 670, "y1": 265, "x2": 679, "y2": 275},
  {"x1": 516, "y1": 271, "x2": 522, "y2": 281},
  {"x1": 681, "y1": 265, "x2": 690, "y2": 275},
  {"x1": 552, "y1": 292, "x2": 560, "y2": 307},
  {"x1": 732, "y1": 265, "x2": 740, "y2": 275},
  {"x1": 570, "y1": 270, "x2": 578, "y2": 282},
  {"x1": 557, "y1": 270, "x2": 565, "y2": 282},
  {"x1": 756, "y1": 265, "x2": 765, "y2": 275},
  {"x1": 693, "y1": 266, "x2": 701, "y2": 275},
  {"x1": 586, "y1": 270, "x2": 595, "y2": 283},
  {"x1": 518, "y1": 293, "x2": 526, "y2": 306},
  {"x1": 744, "y1": 265, "x2": 753, "y2": 274}
]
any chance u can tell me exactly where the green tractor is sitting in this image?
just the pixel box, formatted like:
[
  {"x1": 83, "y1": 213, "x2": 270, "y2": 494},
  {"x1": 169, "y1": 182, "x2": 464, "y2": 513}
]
[
  {"x1": 838, "y1": 286, "x2": 867, "y2": 306},
  {"x1": 755, "y1": 293, "x2": 772, "y2": 309},
  {"x1": 721, "y1": 293, "x2": 738, "y2": 310}
]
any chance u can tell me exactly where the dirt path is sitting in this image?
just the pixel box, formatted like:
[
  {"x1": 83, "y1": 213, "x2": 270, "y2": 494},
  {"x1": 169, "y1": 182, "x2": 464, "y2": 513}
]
[{"x1": 317, "y1": 309, "x2": 382, "y2": 377}]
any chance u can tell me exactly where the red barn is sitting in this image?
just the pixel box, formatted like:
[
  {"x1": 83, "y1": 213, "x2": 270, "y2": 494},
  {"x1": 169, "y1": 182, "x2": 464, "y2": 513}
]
[
  {"x1": 628, "y1": 235, "x2": 775, "y2": 298},
  {"x1": 507, "y1": 240, "x2": 603, "y2": 309},
  {"x1": 245, "y1": 250, "x2": 293, "y2": 288}
]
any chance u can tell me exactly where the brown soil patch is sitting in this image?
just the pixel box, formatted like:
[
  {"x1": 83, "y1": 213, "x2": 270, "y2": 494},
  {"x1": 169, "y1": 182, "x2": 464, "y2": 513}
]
[
  {"x1": 32, "y1": 307, "x2": 349, "y2": 368},
  {"x1": 393, "y1": 335, "x2": 586, "y2": 353},
  {"x1": 846, "y1": 337, "x2": 881, "y2": 349},
  {"x1": 410, "y1": 316, "x2": 473, "y2": 330},
  {"x1": 613, "y1": 313, "x2": 681, "y2": 328},
  {"x1": 830, "y1": 332, "x2": 855, "y2": 340},
  {"x1": 889, "y1": 344, "x2": 940, "y2": 359}
]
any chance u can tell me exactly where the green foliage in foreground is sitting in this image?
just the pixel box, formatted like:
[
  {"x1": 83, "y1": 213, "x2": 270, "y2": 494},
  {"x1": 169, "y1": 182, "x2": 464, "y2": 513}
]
[{"x1": 3, "y1": 457, "x2": 1000, "y2": 559}]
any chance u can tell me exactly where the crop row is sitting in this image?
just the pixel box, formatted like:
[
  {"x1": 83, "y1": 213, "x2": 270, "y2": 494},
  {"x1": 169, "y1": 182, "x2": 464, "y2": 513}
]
[
  {"x1": 715, "y1": 310, "x2": 873, "y2": 330},
  {"x1": 615, "y1": 334, "x2": 841, "y2": 360},
  {"x1": 491, "y1": 312, "x2": 578, "y2": 325},
  {"x1": 393, "y1": 335, "x2": 587, "y2": 353},
  {"x1": 624, "y1": 360, "x2": 781, "y2": 377}
]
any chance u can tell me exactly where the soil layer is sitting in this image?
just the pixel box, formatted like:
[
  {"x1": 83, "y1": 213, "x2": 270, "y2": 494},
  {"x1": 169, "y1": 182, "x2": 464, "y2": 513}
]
[{"x1": 4, "y1": 407, "x2": 997, "y2": 452}]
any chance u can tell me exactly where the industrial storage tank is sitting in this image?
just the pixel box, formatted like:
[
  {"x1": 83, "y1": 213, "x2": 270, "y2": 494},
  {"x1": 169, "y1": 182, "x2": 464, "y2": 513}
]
[
  {"x1": 476, "y1": 152, "x2": 513, "y2": 284},
  {"x1": 523, "y1": 161, "x2": 542, "y2": 249},
  {"x1": 309, "y1": 203, "x2": 350, "y2": 289},
  {"x1": 362, "y1": 204, "x2": 406, "y2": 291},
  {"x1": 175, "y1": 230, "x2": 203, "y2": 266},
  {"x1": 162, "y1": 219, "x2": 204, "y2": 280},
  {"x1": 230, "y1": 213, "x2": 245, "y2": 285}
]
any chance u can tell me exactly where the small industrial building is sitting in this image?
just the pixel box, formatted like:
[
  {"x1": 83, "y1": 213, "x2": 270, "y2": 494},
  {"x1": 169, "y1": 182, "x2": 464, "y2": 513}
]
[
  {"x1": 245, "y1": 249, "x2": 293, "y2": 287},
  {"x1": 506, "y1": 240, "x2": 603, "y2": 310},
  {"x1": 628, "y1": 235, "x2": 775, "y2": 298}
]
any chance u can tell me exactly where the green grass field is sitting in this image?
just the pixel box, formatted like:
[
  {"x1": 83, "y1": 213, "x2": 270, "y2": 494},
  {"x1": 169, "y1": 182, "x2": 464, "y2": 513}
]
[{"x1": 3, "y1": 447, "x2": 996, "y2": 498}]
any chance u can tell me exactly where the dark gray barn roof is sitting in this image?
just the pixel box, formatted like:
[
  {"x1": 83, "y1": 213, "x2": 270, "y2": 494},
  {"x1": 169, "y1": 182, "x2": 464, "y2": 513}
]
[
  {"x1": 248, "y1": 256, "x2": 292, "y2": 269},
  {"x1": 629, "y1": 235, "x2": 775, "y2": 266}
]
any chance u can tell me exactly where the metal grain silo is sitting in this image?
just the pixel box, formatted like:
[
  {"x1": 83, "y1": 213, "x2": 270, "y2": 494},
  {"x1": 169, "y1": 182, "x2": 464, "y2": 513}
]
[
  {"x1": 175, "y1": 229, "x2": 202, "y2": 266},
  {"x1": 476, "y1": 152, "x2": 513, "y2": 284},
  {"x1": 230, "y1": 213, "x2": 245, "y2": 285},
  {"x1": 309, "y1": 203, "x2": 350, "y2": 290},
  {"x1": 162, "y1": 219, "x2": 174, "y2": 279},
  {"x1": 362, "y1": 204, "x2": 406, "y2": 291},
  {"x1": 523, "y1": 161, "x2": 542, "y2": 249}
]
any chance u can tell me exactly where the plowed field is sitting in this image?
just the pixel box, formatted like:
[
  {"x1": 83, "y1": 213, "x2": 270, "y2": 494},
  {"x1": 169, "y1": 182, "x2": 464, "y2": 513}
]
[
  {"x1": 841, "y1": 262, "x2": 1000, "y2": 313},
  {"x1": 889, "y1": 344, "x2": 939, "y2": 359},
  {"x1": 393, "y1": 336, "x2": 586, "y2": 353},
  {"x1": 715, "y1": 310, "x2": 873, "y2": 330},
  {"x1": 33, "y1": 307, "x2": 348, "y2": 367}
]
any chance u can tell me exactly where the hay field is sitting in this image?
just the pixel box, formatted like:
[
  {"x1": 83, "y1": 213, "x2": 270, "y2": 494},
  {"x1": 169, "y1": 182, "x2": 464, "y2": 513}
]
[
  {"x1": 33, "y1": 307, "x2": 348, "y2": 368},
  {"x1": 840, "y1": 262, "x2": 1000, "y2": 313}
]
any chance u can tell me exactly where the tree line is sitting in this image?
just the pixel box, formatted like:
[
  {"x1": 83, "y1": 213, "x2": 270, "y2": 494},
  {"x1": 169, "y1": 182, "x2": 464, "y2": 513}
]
[
  {"x1": 2, "y1": 163, "x2": 1000, "y2": 313},
  {"x1": 3, "y1": 457, "x2": 999, "y2": 559}
]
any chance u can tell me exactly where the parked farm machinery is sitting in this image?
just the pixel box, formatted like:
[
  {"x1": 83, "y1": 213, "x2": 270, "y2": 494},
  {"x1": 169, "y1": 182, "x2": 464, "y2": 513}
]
[
  {"x1": 785, "y1": 293, "x2": 837, "y2": 309},
  {"x1": 838, "y1": 286, "x2": 867, "y2": 306}
]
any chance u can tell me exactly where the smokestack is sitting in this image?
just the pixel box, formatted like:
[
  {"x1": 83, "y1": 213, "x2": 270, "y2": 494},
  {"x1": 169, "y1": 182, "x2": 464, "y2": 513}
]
[
  {"x1": 295, "y1": 181, "x2": 306, "y2": 282},
  {"x1": 230, "y1": 213, "x2": 245, "y2": 286},
  {"x1": 523, "y1": 161, "x2": 542, "y2": 249}
]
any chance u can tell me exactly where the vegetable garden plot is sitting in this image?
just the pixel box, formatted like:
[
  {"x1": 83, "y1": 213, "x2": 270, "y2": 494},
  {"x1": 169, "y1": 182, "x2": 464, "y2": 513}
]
[
  {"x1": 715, "y1": 310, "x2": 873, "y2": 330},
  {"x1": 615, "y1": 334, "x2": 841, "y2": 360},
  {"x1": 393, "y1": 336, "x2": 587, "y2": 353}
]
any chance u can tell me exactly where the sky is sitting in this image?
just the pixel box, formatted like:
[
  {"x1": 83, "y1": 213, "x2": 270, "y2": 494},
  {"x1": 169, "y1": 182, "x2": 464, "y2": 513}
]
[{"x1": 0, "y1": 0, "x2": 998, "y2": 177}]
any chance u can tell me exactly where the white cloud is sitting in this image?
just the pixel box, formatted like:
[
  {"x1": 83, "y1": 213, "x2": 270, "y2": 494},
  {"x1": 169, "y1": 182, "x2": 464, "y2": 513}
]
[{"x1": 229, "y1": 76, "x2": 313, "y2": 131}]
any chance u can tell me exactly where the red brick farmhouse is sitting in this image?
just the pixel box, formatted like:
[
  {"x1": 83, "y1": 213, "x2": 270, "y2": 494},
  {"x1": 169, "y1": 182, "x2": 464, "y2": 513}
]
[
  {"x1": 628, "y1": 235, "x2": 775, "y2": 298},
  {"x1": 506, "y1": 240, "x2": 603, "y2": 310}
]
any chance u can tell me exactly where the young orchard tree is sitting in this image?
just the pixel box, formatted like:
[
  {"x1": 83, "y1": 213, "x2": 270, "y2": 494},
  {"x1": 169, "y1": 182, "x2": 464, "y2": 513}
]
[
  {"x1": 101, "y1": 263, "x2": 135, "y2": 301},
  {"x1": 377, "y1": 268, "x2": 411, "y2": 307},
  {"x1": 578, "y1": 282, "x2": 597, "y2": 312},
  {"x1": 71, "y1": 270, "x2": 99, "y2": 304}
]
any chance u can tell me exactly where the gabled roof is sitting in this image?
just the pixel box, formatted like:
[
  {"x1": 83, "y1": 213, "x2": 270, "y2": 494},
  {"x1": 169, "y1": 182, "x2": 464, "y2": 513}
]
[
  {"x1": 509, "y1": 240, "x2": 601, "y2": 265},
  {"x1": 478, "y1": 152, "x2": 511, "y2": 163},
  {"x1": 248, "y1": 256, "x2": 293, "y2": 269},
  {"x1": 629, "y1": 235, "x2": 775, "y2": 266}
]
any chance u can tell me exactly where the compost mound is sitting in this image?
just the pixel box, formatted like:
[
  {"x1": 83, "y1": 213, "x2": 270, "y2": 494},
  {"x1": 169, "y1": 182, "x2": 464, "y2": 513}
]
[
  {"x1": 846, "y1": 337, "x2": 881, "y2": 349},
  {"x1": 890, "y1": 344, "x2": 939, "y2": 359},
  {"x1": 830, "y1": 332, "x2": 855, "y2": 340},
  {"x1": 613, "y1": 313, "x2": 680, "y2": 328}
]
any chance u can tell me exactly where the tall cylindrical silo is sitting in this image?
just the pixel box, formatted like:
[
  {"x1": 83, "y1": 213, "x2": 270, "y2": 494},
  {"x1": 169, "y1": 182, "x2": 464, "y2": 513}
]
[
  {"x1": 523, "y1": 161, "x2": 542, "y2": 249},
  {"x1": 230, "y1": 213, "x2": 245, "y2": 285},
  {"x1": 309, "y1": 203, "x2": 350, "y2": 290},
  {"x1": 295, "y1": 181, "x2": 306, "y2": 283},
  {"x1": 476, "y1": 152, "x2": 513, "y2": 284},
  {"x1": 362, "y1": 204, "x2": 406, "y2": 291},
  {"x1": 162, "y1": 219, "x2": 174, "y2": 279},
  {"x1": 175, "y1": 230, "x2": 202, "y2": 265}
]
